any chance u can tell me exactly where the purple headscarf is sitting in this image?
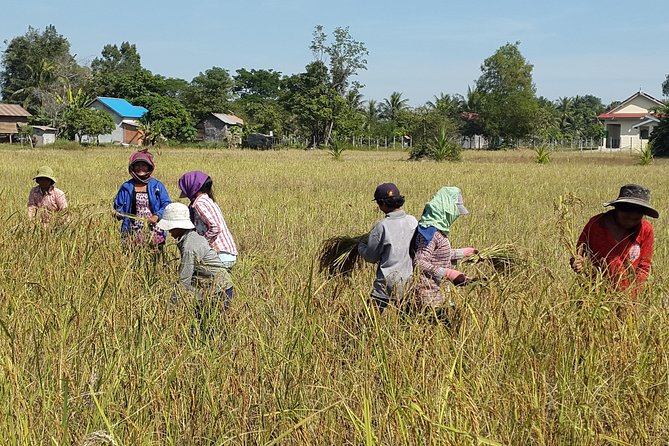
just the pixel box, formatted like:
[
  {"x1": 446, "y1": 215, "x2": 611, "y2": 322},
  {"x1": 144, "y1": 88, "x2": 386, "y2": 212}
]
[{"x1": 178, "y1": 171, "x2": 210, "y2": 201}]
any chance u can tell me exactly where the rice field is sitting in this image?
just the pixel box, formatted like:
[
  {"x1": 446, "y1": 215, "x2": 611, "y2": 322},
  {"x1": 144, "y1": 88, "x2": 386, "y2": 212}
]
[{"x1": 1, "y1": 146, "x2": 669, "y2": 445}]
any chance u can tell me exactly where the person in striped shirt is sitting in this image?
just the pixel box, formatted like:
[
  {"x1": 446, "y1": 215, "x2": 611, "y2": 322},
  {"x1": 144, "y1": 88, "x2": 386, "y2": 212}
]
[{"x1": 178, "y1": 171, "x2": 238, "y2": 271}]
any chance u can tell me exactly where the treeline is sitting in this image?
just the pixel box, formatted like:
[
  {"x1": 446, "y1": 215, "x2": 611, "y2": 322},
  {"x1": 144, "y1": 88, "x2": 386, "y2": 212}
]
[{"x1": 0, "y1": 25, "x2": 661, "y2": 148}]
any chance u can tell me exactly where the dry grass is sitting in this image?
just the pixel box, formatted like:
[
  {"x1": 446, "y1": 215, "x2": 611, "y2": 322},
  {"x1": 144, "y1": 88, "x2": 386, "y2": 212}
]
[{"x1": 1, "y1": 147, "x2": 668, "y2": 444}]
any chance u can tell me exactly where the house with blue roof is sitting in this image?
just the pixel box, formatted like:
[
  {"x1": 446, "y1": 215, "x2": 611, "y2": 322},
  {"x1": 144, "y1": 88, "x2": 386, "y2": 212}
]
[{"x1": 88, "y1": 97, "x2": 148, "y2": 145}]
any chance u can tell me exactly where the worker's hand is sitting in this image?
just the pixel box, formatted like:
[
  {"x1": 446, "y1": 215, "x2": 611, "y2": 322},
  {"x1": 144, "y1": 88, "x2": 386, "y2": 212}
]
[
  {"x1": 461, "y1": 247, "x2": 479, "y2": 258},
  {"x1": 148, "y1": 214, "x2": 159, "y2": 225},
  {"x1": 570, "y1": 255, "x2": 585, "y2": 273},
  {"x1": 445, "y1": 268, "x2": 468, "y2": 286}
]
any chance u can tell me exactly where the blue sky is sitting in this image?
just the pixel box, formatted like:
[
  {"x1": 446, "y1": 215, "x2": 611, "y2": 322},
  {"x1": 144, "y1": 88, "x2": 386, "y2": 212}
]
[{"x1": 3, "y1": 0, "x2": 668, "y2": 106}]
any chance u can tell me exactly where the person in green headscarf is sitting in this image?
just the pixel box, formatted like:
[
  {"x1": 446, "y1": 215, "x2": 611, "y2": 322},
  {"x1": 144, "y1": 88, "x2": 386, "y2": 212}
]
[{"x1": 412, "y1": 187, "x2": 477, "y2": 309}]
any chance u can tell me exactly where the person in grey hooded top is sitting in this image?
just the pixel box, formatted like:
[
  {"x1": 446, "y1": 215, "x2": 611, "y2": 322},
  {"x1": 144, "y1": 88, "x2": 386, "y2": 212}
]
[{"x1": 358, "y1": 183, "x2": 418, "y2": 312}]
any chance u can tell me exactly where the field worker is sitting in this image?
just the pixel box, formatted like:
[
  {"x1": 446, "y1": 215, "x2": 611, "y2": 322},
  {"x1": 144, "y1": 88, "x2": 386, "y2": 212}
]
[
  {"x1": 113, "y1": 149, "x2": 171, "y2": 248},
  {"x1": 157, "y1": 202, "x2": 234, "y2": 317},
  {"x1": 570, "y1": 184, "x2": 657, "y2": 293},
  {"x1": 27, "y1": 165, "x2": 68, "y2": 222},
  {"x1": 413, "y1": 187, "x2": 478, "y2": 311},
  {"x1": 358, "y1": 183, "x2": 418, "y2": 312},
  {"x1": 178, "y1": 171, "x2": 238, "y2": 273}
]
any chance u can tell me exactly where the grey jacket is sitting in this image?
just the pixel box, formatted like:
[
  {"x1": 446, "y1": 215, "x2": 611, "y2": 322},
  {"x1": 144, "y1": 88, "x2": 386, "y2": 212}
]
[
  {"x1": 358, "y1": 210, "x2": 418, "y2": 300},
  {"x1": 177, "y1": 230, "x2": 232, "y2": 293}
]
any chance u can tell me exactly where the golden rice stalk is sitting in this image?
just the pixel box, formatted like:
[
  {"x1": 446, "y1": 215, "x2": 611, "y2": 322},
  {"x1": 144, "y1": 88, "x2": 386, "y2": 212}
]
[
  {"x1": 318, "y1": 233, "x2": 369, "y2": 277},
  {"x1": 462, "y1": 243, "x2": 521, "y2": 271}
]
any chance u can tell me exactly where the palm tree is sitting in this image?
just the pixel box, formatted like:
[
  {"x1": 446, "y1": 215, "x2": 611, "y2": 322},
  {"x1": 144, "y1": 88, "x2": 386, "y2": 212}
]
[
  {"x1": 363, "y1": 99, "x2": 378, "y2": 133},
  {"x1": 557, "y1": 96, "x2": 574, "y2": 134},
  {"x1": 346, "y1": 89, "x2": 364, "y2": 111},
  {"x1": 380, "y1": 91, "x2": 409, "y2": 121},
  {"x1": 427, "y1": 93, "x2": 466, "y2": 119}
]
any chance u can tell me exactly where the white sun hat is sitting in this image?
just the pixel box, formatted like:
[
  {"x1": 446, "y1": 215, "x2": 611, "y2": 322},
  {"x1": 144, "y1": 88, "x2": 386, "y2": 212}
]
[{"x1": 156, "y1": 202, "x2": 195, "y2": 231}]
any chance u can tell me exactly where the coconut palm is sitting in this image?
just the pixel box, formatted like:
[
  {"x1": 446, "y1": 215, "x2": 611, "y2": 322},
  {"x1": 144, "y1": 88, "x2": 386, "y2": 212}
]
[
  {"x1": 346, "y1": 89, "x2": 364, "y2": 111},
  {"x1": 557, "y1": 96, "x2": 574, "y2": 134},
  {"x1": 380, "y1": 91, "x2": 409, "y2": 121},
  {"x1": 363, "y1": 99, "x2": 379, "y2": 133}
]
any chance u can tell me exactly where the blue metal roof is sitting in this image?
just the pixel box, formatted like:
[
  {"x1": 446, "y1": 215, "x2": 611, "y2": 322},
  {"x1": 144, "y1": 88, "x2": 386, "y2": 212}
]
[{"x1": 94, "y1": 97, "x2": 148, "y2": 118}]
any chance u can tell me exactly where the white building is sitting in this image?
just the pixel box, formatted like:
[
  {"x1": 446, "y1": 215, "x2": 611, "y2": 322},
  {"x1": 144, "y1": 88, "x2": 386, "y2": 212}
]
[
  {"x1": 88, "y1": 97, "x2": 147, "y2": 145},
  {"x1": 598, "y1": 91, "x2": 664, "y2": 151}
]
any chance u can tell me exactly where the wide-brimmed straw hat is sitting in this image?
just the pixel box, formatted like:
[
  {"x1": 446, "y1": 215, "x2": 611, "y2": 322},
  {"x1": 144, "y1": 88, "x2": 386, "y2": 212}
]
[
  {"x1": 156, "y1": 203, "x2": 195, "y2": 231},
  {"x1": 604, "y1": 184, "x2": 659, "y2": 218},
  {"x1": 33, "y1": 165, "x2": 57, "y2": 183}
]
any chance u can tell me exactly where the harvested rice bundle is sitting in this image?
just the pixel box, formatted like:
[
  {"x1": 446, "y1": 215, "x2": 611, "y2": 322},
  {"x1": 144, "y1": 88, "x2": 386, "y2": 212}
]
[
  {"x1": 318, "y1": 233, "x2": 369, "y2": 277},
  {"x1": 462, "y1": 243, "x2": 521, "y2": 271}
]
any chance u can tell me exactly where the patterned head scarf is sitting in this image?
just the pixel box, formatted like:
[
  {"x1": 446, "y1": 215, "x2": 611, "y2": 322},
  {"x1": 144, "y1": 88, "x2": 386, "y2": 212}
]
[{"x1": 418, "y1": 187, "x2": 467, "y2": 242}]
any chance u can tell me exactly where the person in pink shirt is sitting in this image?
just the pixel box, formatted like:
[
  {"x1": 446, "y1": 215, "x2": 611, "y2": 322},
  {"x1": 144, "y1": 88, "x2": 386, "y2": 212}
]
[
  {"x1": 27, "y1": 165, "x2": 68, "y2": 223},
  {"x1": 178, "y1": 171, "x2": 238, "y2": 270}
]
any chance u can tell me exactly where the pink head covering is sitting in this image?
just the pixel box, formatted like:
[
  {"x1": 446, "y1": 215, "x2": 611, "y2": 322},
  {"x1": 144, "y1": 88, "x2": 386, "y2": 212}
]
[
  {"x1": 128, "y1": 150, "x2": 155, "y2": 183},
  {"x1": 178, "y1": 171, "x2": 210, "y2": 201}
]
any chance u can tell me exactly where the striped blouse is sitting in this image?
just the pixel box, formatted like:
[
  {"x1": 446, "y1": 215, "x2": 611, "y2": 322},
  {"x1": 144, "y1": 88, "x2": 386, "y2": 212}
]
[{"x1": 191, "y1": 194, "x2": 237, "y2": 256}]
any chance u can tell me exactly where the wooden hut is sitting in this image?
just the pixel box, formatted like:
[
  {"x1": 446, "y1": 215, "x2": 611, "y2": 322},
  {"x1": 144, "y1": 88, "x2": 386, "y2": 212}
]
[
  {"x1": 197, "y1": 113, "x2": 244, "y2": 144},
  {"x1": 0, "y1": 104, "x2": 31, "y2": 143}
]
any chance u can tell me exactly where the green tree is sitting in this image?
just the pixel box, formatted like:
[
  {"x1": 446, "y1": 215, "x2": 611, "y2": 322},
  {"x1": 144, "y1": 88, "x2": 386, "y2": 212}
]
[
  {"x1": 310, "y1": 25, "x2": 368, "y2": 97},
  {"x1": 380, "y1": 91, "x2": 409, "y2": 121},
  {"x1": 475, "y1": 42, "x2": 538, "y2": 145},
  {"x1": 0, "y1": 25, "x2": 77, "y2": 113},
  {"x1": 232, "y1": 68, "x2": 285, "y2": 135},
  {"x1": 61, "y1": 107, "x2": 114, "y2": 143},
  {"x1": 134, "y1": 93, "x2": 196, "y2": 143},
  {"x1": 233, "y1": 68, "x2": 281, "y2": 100},
  {"x1": 279, "y1": 61, "x2": 339, "y2": 146},
  {"x1": 663, "y1": 74, "x2": 669, "y2": 97},
  {"x1": 185, "y1": 67, "x2": 234, "y2": 122},
  {"x1": 91, "y1": 42, "x2": 166, "y2": 101},
  {"x1": 650, "y1": 104, "x2": 669, "y2": 157},
  {"x1": 363, "y1": 99, "x2": 379, "y2": 134},
  {"x1": 309, "y1": 25, "x2": 368, "y2": 142}
]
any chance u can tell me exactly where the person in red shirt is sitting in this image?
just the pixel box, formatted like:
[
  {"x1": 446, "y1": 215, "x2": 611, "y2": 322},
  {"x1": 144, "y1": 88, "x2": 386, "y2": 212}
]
[{"x1": 570, "y1": 184, "x2": 658, "y2": 292}]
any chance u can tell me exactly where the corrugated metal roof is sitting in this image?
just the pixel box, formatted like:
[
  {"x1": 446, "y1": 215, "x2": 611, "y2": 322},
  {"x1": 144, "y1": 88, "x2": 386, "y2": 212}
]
[
  {"x1": 94, "y1": 97, "x2": 148, "y2": 118},
  {"x1": 211, "y1": 113, "x2": 244, "y2": 126},
  {"x1": 0, "y1": 104, "x2": 31, "y2": 117},
  {"x1": 33, "y1": 125, "x2": 57, "y2": 131}
]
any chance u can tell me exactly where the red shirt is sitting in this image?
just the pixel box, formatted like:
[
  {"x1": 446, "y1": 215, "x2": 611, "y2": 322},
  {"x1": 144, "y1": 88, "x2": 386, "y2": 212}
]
[{"x1": 577, "y1": 211, "x2": 653, "y2": 290}]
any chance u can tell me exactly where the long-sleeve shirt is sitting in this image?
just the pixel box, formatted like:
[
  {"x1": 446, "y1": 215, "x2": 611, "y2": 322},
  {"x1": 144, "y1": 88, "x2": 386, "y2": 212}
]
[
  {"x1": 577, "y1": 211, "x2": 653, "y2": 290},
  {"x1": 27, "y1": 186, "x2": 68, "y2": 221},
  {"x1": 358, "y1": 210, "x2": 418, "y2": 300},
  {"x1": 413, "y1": 230, "x2": 466, "y2": 307},
  {"x1": 176, "y1": 230, "x2": 232, "y2": 293},
  {"x1": 192, "y1": 194, "x2": 237, "y2": 256}
]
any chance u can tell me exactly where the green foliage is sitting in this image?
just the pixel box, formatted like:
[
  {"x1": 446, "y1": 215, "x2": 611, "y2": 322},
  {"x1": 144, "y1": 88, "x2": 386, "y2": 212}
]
[
  {"x1": 380, "y1": 91, "x2": 409, "y2": 121},
  {"x1": 0, "y1": 25, "x2": 79, "y2": 114},
  {"x1": 663, "y1": 73, "x2": 669, "y2": 97},
  {"x1": 327, "y1": 135, "x2": 347, "y2": 160},
  {"x1": 649, "y1": 105, "x2": 669, "y2": 157},
  {"x1": 310, "y1": 25, "x2": 368, "y2": 97},
  {"x1": 409, "y1": 127, "x2": 461, "y2": 161},
  {"x1": 135, "y1": 93, "x2": 196, "y2": 143},
  {"x1": 429, "y1": 128, "x2": 462, "y2": 161},
  {"x1": 534, "y1": 144, "x2": 551, "y2": 164},
  {"x1": 638, "y1": 145, "x2": 653, "y2": 165},
  {"x1": 280, "y1": 61, "x2": 338, "y2": 146},
  {"x1": 475, "y1": 42, "x2": 538, "y2": 144},
  {"x1": 185, "y1": 67, "x2": 234, "y2": 122},
  {"x1": 233, "y1": 68, "x2": 281, "y2": 100},
  {"x1": 61, "y1": 107, "x2": 115, "y2": 143},
  {"x1": 90, "y1": 42, "x2": 166, "y2": 101}
]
